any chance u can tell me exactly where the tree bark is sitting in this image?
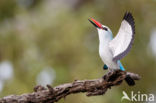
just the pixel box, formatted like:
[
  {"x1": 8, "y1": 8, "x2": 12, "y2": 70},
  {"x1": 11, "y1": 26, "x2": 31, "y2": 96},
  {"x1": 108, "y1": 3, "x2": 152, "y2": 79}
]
[{"x1": 0, "y1": 70, "x2": 140, "y2": 103}]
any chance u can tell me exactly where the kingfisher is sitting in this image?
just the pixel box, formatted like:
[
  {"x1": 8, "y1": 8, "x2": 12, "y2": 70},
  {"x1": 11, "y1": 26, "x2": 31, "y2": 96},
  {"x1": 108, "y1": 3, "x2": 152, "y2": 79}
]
[{"x1": 88, "y1": 12, "x2": 135, "y2": 85}]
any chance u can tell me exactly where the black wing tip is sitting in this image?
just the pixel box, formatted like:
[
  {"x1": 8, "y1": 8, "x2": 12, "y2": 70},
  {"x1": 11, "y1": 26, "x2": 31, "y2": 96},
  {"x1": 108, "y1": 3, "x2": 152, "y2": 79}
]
[
  {"x1": 123, "y1": 12, "x2": 135, "y2": 34},
  {"x1": 123, "y1": 12, "x2": 134, "y2": 23},
  {"x1": 125, "y1": 76, "x2": 135, "y2": 86}
]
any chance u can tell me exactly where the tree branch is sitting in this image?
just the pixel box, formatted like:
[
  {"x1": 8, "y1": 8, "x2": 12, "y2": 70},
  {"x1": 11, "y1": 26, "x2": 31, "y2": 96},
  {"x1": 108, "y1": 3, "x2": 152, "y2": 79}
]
[{"x1": 0, "y1": 70, "x2": 140, "y2": 103}]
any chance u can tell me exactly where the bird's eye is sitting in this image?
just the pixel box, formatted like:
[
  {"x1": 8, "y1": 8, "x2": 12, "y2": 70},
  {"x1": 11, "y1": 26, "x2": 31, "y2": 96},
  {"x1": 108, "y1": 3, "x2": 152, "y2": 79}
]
[{"x1": 102, "y1": 27, "x2": 108, "y2": 31}]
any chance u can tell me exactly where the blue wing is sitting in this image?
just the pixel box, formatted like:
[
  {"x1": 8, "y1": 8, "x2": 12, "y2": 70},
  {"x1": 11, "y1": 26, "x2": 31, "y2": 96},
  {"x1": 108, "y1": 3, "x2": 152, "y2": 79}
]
[{"x1": 117, "y1": 60, "x2": 125, "y2": 71}]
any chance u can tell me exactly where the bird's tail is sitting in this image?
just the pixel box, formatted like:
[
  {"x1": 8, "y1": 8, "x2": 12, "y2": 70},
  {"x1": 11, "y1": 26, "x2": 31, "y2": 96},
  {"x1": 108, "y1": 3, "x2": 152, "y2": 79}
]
[{"x1": 125, "y1": 75, "x2": 135, "y2": 86}]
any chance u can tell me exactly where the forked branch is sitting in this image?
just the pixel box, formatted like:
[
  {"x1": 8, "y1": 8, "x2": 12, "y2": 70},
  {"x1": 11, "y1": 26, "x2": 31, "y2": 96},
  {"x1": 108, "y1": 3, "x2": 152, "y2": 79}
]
[{"x1": 0, "y1": 70, "x2": 140, "y2": 103}]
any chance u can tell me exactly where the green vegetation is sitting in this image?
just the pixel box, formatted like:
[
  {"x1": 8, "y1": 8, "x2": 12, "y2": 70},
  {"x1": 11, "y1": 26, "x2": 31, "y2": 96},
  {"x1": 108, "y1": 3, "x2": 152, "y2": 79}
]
[{"x1": 0, "y1": 0, "x2": 156, "y2": 103}]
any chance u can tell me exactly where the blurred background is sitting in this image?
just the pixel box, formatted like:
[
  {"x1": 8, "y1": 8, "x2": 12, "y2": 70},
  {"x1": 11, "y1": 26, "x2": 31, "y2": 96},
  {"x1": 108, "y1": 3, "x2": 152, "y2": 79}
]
[{"x1": 0, "y1": 0, "x2": 156, "y2": 103}]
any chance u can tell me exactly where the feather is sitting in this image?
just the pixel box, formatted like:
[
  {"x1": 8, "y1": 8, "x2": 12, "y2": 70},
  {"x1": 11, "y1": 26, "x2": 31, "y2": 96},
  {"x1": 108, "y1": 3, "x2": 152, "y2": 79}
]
[{"x1": 109, "y1": 12, "x2": 135, "y2": 61}]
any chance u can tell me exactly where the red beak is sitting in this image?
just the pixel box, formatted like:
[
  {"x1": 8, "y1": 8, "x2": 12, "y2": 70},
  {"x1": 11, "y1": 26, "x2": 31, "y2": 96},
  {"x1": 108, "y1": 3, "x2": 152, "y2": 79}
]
[{"x1": 88, "y1": 17, "x2": 102, "y2": 29}]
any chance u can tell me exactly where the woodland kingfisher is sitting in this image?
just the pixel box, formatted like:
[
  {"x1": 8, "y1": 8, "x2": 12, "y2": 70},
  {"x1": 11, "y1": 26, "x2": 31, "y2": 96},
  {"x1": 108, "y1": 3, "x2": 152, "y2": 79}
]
[{"x1": 88, "y1": 12, "x2": 135, "y2": 85}]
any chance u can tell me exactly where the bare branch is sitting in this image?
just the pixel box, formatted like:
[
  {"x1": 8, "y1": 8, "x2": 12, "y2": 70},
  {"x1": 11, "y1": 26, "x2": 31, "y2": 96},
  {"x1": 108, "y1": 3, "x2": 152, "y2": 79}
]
[{"x1": 0, "y1": 70, "x2": 140, "y2": 103}]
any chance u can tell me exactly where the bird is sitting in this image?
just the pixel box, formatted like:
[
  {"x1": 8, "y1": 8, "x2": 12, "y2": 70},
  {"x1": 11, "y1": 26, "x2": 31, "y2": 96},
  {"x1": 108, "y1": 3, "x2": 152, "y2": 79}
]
[{"x1": 88, "y1": 12, "x2": 135, "y2": 85}]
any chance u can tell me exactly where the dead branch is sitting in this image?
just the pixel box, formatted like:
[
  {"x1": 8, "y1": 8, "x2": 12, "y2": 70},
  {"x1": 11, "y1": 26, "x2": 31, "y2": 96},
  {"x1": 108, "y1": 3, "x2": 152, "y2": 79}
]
[{"x1": 0, "y1": 70, "x2": 140, "y2": 103}]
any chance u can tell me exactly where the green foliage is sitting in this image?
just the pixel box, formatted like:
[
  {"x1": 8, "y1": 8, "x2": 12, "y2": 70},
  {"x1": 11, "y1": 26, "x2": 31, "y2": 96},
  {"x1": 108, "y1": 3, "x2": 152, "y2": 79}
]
[{"x1": 0, "y1": 0, "x2": 156, "y2": 103}]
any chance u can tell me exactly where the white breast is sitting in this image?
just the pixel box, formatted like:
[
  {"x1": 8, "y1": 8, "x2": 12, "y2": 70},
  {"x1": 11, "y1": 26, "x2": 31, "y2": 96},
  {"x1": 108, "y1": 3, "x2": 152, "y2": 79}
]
[
  {"x1": 97, "y1": 29, "x2": 119, "y2": 70},
  {"x1": 99, "y1": 45, "x2": 119, "y2": 69}
]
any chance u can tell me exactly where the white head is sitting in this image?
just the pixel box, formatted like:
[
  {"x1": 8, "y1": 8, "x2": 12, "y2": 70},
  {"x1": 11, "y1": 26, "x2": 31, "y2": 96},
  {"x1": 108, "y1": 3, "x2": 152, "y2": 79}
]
[{"x1": 88, "y1": 18, "x2": 113, "y2": 44}]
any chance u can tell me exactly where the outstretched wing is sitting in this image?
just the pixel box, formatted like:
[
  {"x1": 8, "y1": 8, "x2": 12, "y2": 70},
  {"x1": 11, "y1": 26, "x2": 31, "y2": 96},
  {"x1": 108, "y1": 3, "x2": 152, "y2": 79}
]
[{"x1": 109, "y1": 12, "x2": 135, "y2": 61}]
